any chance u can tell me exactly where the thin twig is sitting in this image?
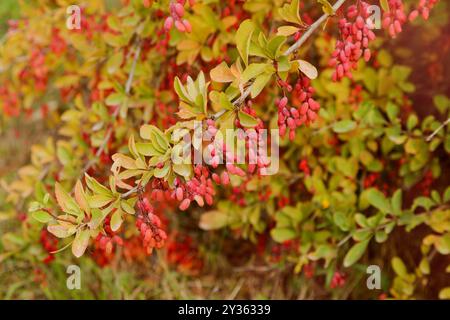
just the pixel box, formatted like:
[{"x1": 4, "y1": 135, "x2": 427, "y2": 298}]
[
  {"x1": 284, "y1": 0, "x2": 347, "y2": 56},
  {"x1": 216, "y1": 0, "x2": 347, "y2": 115},
  {"x1": 426, "y1": 117, "x2": 450, "y2": 142}
]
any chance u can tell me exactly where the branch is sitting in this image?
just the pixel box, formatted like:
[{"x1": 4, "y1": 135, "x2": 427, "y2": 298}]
[
  {"x1": 426, "y1": 117, "x2": 450, "y2": 142},
  {"x1": 284, "y1": 0, "x2": 347, "y2": 56},
  {"x1": 224, "y1": 0, "x2": 347, "y2": 111}
]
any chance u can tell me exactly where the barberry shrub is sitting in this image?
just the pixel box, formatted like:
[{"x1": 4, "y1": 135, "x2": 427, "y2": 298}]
[{"x1": 0, "y1": 0, "x2": 449, "y2": 299}]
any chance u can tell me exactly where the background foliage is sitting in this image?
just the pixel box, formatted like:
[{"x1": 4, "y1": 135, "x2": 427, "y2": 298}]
[{"x1": 0, "y1": 0, "x2": 449, "y2": 299}]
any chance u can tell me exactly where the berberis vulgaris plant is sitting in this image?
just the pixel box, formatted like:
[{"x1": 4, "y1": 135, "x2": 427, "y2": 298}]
[{"x1": 0, "y1": 0, "x2": 448, "y2": 299}]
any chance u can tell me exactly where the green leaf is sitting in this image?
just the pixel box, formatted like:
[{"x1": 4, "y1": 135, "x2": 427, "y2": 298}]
[
  {"x1": 438, "y1": 287, "x2": 450, "y2": 299},
  {"x1": 121, "y1": 200, "x2": 135, "y2": 215},
  {"x1": 238, "y1": 110, "x2": 259, "y2": 128},
  {"x1": 105, "y1": 92, "x2": 125, "y2": 106},
  {"x1": 32, "y1": 210, "x2": 53, "y2": 223},
  {"x1": 433, "y1": 95, "x2": 449, "y2": 115},
  {"x1": 271, "y1": 228, "x2": 297, "y2": 243},
  {"x1": 265, "y1": 35, "x2": 286, "y2": 59},
  {"x1": 391, "y1": 189, "x2": 403, "y2": 216},
  {"x1": 106, "y1": 51, "x2": 123, "y2": 74},
  {"x1": 251, "y1": 72, "x2": 273, "y2": 98},
  {"x1": 85, "y1": 174, "x2": 113, "y2": 196},
  {"x1": 136, "y1": 142, "x2": 163, "y2": 156},
  {"x1": 173, "y1": 163, "x2": 193, "y2": 178},
  {"x1": 366, "y1": 188, "x2": 391, "y2": 213},
  {"x1": 392, "y1": 257, "x2": 408, "y2": 278},
  {"x1": 332, "y1": 120, "x2": 357, "y2": 133},
  {"x1": 278, "y1": 0, "x2": 303, "y2": 25},
  {"x1": 236, "y1": 19, "x2": 255, "y2": 66},
  {"x1": 199, "y1": 210, "x2": 230, "y2": 230},
  {"x1": 412, "y1": 196, "x2": 435, "y2": 211},
  {"x1": 110, "y1": 209, "x2": 123, "y2": 232},
  {"x1": 380, "y1": 0, "x2": 390, "y2": 12},
  {"x1": 444, "y1": 186, "x2": 450, "y2": 203},
  {"x1": 241, "y1": 63, "x2": 269, "y2": 83},
  {"x1": 317, "y1": 0, "x2": 334, "y2": 15},
  {"x1": 88, "y1": 194, "x2": 115, "y2": 208},
  {"x1": 343, "y1": 239, "x2": 370, "y2": 267}
]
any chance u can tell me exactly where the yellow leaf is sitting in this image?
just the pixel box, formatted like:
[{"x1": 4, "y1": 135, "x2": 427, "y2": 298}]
[
  {"x1": 276, "y1": 26, "x2": 299, "y2": 36},
  {"x1": 210, "y1": 62, "x2": 235, "y2": 83},
  {"x1": 297, "y1": 59, "x2": 318, "y2": 79}
]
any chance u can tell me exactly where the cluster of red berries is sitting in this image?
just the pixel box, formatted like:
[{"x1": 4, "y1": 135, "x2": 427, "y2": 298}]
[
  {"x1": 363, "y1": 172, "x2": 380, "y2": 188},
  {"x1": 20, "y1": 49, "x2": 48, "y2": 92},
  {"x1": 417, "y1": 170, "x2": 433, "y2": 196},
  {"x1": 295, "y1": 77, "x2": 320, "y2": 124},
  {"x1": 94, "y1": 216, "x2": 124, "y2": 256},
  {"x1": 348, "y1": 84, "x2": 363, "y2": 108},
  {"x1": 0, "y1": 85, "x2": 19, "y2": 117},
  {"x1": 40, "y1": 229, "x2": 58, "y2": 264},
  {"x1": 176, "y1": 165, "x2": 216, "y2": 211},
  {"x1": 298, "y1": 159, "x2": 311, "y2": 176},
  {"x1": 203, "y1": 118, "x2": 244, "y2": 175},
  {"x1": 50, "y1": 28, "x2": 67, "y2": 56},
  {"x1": 382, "y1": 0, "x2": 407, "y2": 38},
  {"x1": 164, "y1": 1, "x2": 193, "y2": 33},
  {"x1": 278, "y1": 77, "x2": 320, "y2": 140},
  {"x1": 409, "y1": 0, "x2": 439, "y2": 21},
  {"x1": 277, "y1": 195, "x2": 290, "y2": 208},
  {"x1": 330, "y1": 2, "x2": 376, "y2": 81},
  {"x1": 330, "y1": 271, "x2": 346, "y2": 288},
  {"x1": 303, "y1": 263, "x2": 315, "y2": 279},
  {"x1": 232, "y1": 107, "x2": 271, "y2": 175},
  {"x1": 229, "y1": 186, "x2": 248, "y2": 206},
  {"x1": 136, "y1": 198, "x2": 167, "y2": 254},
  {"x1": 270, "y1": 240, "x2": 300, "y2": 263}
]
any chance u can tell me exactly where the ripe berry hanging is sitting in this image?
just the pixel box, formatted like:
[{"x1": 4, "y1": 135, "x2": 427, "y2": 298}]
[
  {"x1": 329, "y1": 2, "x2": 376, "y2": 81},
  {"x1": 164, "y1": 1, "x2": 192, "y2": 33},
  {"x1": 409, "y1": 0, "x2": 439, "y2": 21},
  {"x1": 382, "y1": 0, "x2": 407, "y2": 38},
  {"x1": 136, "y1": 197, "x2": 167, "y2": 254}
]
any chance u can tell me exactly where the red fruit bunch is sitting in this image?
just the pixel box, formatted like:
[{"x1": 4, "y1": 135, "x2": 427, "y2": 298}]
[
  {"x1": 232, "y1": 104, "x2": 271, "y2": 174},
  {"x1": 136, "y1": 197, "x2": 167, "y2": 254},
  {"x1": 409, "y1": 0, "x2": 439, "y2": 21},
  {"x1": 203, "y1": 119, "x2": 248, "y2": 178},
  {"x1": 175, "y1": 165, "x2": 216, "y2": 211},
  {"x1": 330, "y1": 2, "x2": 376, "y2": 81},
  {"x1": 50, "y1": 28, "x2": 67, "y2": 56},
  {"x1": 164, "y1": 0, "x2": 193, "y2": 33},
  {"x1": 0, "y1": 85, "x2": 19, "y2": 117},
  {"x1": 40, "y1": 228, "x2": 58, "y2": 264},
  {"x1": 298, "y1": 159, "x2": 310, "y2": 176},
  {"x1": 94, "y1": 215, "x2": 124, "y2": 256},
  {"x1": 278, "y1": 77, "x2": 320, "y2": 140},
  {"x1": 382, "y1": 0, "x2": 407, "y2": 38},
  {"x1": 330, "y1": 271, "x2": 346, "y2": 288}
]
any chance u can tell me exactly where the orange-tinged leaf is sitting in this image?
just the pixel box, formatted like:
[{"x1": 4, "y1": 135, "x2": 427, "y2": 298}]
[
  {"x1": 74, "y1": 180, "x2": 89, "y2": 213},
  {"x1": 55, "y1": 183, "x2": 82, "y2": 216},
  {"x1": 210, "y1": 62, "x2": 235, "y2": 83}
]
